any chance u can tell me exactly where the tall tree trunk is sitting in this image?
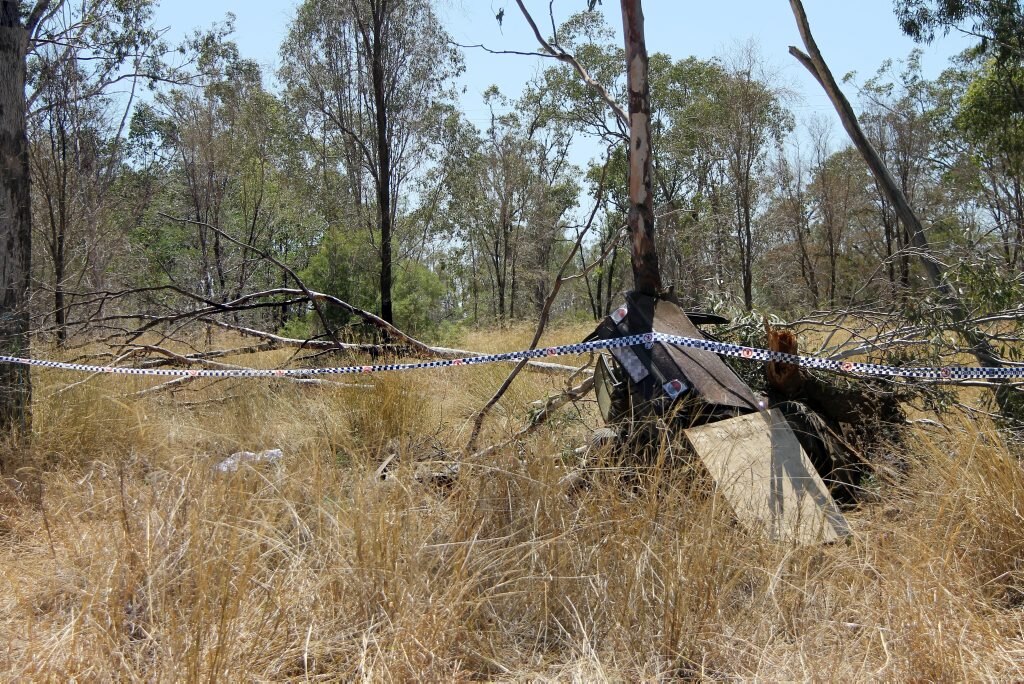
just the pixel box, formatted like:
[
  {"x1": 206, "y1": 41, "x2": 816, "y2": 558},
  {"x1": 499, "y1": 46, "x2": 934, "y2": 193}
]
[
  {"x1": 620, "y1": 0, "x2": 661, "y2": 295},
  {"x1": 0, "y1": 1, "x2": 34, "y2": 436},
  {"x1": 53, "y1": 112, "x2": 68, "y2": 344},
  {"x1": 54, "y1": 233, "x2": 65, "y2": 344},
  {"x1": 370, "y1": 3, "x2": 393, "y2": 325},
  {"x1": 741, "y1": 183, "x2": 754, "y2": 311}
]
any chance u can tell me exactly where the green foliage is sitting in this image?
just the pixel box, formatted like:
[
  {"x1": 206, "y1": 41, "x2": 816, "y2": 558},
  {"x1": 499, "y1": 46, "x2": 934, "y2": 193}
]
[
  {"x1": 392, "y1": 262, "x2": 448, "y2": 339},
  {"x1": 949, "y1": 254, "x2": 1024, "y2": 317},
  {"x1": 302, "y1": 227, "x2": 379, "y2": 327},
  {"x1": 712, "y1": 309, "x2": 784, "y2": 393},
  {"x1": 896, "y1": 0, "x2": 1024, "y2": 65},
  {"x1": 957, "y1": 59, "x2": 1024, "y2": 172},
  {"x1": 280, "y1": 0, "x2": 464, "y2": 324},
  {"x1": 278, "y1": 315, "x2": 312, "y2": 341},
  {"x1": 898, "y1": 1, "x2": 1024, "y2": 173},
  {"x1": 520, "y1": 11, "x2": 624, "y2": 146},
  {"x1": 29, "y1": 0, "x2": 1024, "y2": 380},
  {"x1": 302, "y1": 227, "x2": 448, "y2": 339},
  {"x1": 25, "y1": 0, "x2": 169, "y2": 94}
]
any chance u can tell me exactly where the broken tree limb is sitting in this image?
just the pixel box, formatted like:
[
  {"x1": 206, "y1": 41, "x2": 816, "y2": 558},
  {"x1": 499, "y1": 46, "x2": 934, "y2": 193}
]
[
  {"x1": 514, "y1": 0, "x2": 629, "y2": 128},
  {"x1": 45, "y1": 349, "x2": 137, "y2": 398},
  {"x1": 787, "y1": 0, "x2": 1024, "y2": 422},
  {"x1": 209, "y1": 319, "x2": 586, "y2": 376},
  {"x1": 208, "y1": 319, "x2": 408, "y2": 355},
  {"x1": 469, "y1": 376, "x2": 596, "y2": 462},
  {"x1": 121, "y1": 344, "x2": 257, "y2": 371},
  {"x1": 159, "y1": 213, "x2": 348, "y2": 351},
  {"x1": 128, "y1": 375, "x2": 197, "y2": 398},
  {"x1": 149, "y1": 219, "x2": 515, "y2": 364},
  {"x1": 765, "y1": 323, "x2": 801, "y2": 395},
  {"x1": 102, "y1": 283, "x2": 483, "y2": 364},
  {"x1": 72, "y1": 343, "x2": 279, "y2": 367},
  {"x1": 133, "y1": 343, "x2": 278, "y2": 367}
]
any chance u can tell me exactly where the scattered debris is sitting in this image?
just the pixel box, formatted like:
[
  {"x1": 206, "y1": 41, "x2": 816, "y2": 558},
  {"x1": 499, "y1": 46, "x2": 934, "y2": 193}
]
[
  {"x1": 414, "y1": 461, "x2": 460, "y2": 489},
  {"x1": 587, "y1": 292, "x2": 759, "y2": 428},
  {"x1": 214, "y1": 448, "x2": 284, "y2": 473}
]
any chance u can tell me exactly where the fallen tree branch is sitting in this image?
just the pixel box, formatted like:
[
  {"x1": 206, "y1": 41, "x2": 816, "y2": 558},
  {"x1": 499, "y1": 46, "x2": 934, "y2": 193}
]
[
  {"x1": 788, "y1": 0, "x2": 1024, "y2": 422},
  {"x1": 212, "y1": 318, "x2": 588, "y2": 376},
  {"x1": 133, "y1": 343, "x2": 278, "y2": 367},
  {"x1": 208, "y1": 319, "x2": 407, "y2": 355},
  {"x1": 45, "y1": 349, "x2": 137, "y2": 398},
  {"x1": 159, "y1": 213, "x2": 347, "y2": 351},
  {"x1": 469, "y1": 376, "x2": 596, "y2": 462},
  {"x1": 128, "y1": 375, "x2": 197, "y2": 398},
  {"x1": 125, "y1": 344, "x2": 254, "y2": 371}
]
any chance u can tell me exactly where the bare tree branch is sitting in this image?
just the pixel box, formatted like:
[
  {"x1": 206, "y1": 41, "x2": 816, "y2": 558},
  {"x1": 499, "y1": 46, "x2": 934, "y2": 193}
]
[
  {"x1": 25, "y1": 0, "x2": 53, "y2": 34},
  {"x1": 465, "y1": 158, "x2": 610, "y2": 453},
  {"x1": 787, "y1": 0, "x2": 1024, "y2": 420},
  {"x1": 513, "y1": 0, "x2": 628, "y2": 127},
  {"x1": 159, "y1": 213, "x2": 349, "y2": 351},
  {"x1": 469, "y1": 376, "x2": 596, "y2": 461}
]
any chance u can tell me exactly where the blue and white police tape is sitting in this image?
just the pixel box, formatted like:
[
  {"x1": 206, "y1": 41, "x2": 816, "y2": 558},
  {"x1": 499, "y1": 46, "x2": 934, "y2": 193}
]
[{"x1": 0, "y1": 332, "x2": 1021, "y2": 382}]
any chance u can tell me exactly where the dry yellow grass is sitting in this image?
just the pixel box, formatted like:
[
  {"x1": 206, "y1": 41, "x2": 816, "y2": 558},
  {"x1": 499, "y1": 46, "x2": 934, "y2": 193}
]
[{"x1": 1, "y1": 331, "x2": 1024, "y2": 680}]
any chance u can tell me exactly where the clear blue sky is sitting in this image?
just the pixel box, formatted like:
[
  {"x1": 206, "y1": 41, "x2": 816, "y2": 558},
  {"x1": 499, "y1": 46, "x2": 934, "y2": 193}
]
[{"x1": 152, "y1": 0, "x2": 973, "y2": 149}]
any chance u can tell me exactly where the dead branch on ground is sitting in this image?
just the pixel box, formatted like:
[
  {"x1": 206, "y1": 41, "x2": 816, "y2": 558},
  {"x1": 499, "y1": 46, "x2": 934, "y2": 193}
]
[{"x1": 469, "y1": 376, "x2": 597, "y2": 462}]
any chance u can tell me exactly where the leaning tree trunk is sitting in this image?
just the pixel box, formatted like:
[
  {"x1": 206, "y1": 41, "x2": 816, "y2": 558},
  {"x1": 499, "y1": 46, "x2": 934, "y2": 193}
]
[
  {"x1": 621, "y1": 0, "x2": 662, "y2": 295},
  {"x1": 788, "y1": 0, "x2": 1024, "y2": 423},
  {"x1": 0, "y1": 1, "x2": 33, "y2": 437}
]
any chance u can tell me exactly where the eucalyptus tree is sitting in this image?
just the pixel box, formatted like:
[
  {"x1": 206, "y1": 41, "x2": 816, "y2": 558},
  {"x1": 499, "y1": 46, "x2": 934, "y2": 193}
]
[
  {"x1": 435, "y1": 88, "x2": 577, "y2": 323},
  {"x1": 895, "y1": 1, "x2": 1024, "y2": 273},
  {"x1": 0, "y1": 0, "x2": 165, "y2": 434},
  {"x1": 896, "y1": 0, "x2": 1024, "y2": 111},
  {"x1": 29, "y1": 55, "x2": 110, "y2": 344},
  {"x1": 573, "y1": 43, "x2": 792, "y2": 311},
  {"x1": 0, "y1": 1, "x2": 36, "y2": 434},
  {"x1": 523, "y1": 9, "x2": 627, "y2": 147},
  {"x1": 524, "y1": 10, "x2": 793, "y2": 311},
  {"x1": 709, "y1": 44, "x2": 794, "y2": 311},
  {"x1": 857, "y1": 53, "x2": 938, "y2": 294},
  {"x1": 808, "y1": 126, "x2": 866, "y2": 307},
  {"x1": 771, "y1": 135, "x2": 820, "y2": 307},
  {"x1": 280, "y1": 0, "x2": 462, "y2": 324},
  {"x1": 28, "y1": 0, "x2": 171, "y2": 339},
  {"x1": 648, "y1": 54, "x2": 738, "y2": 305},
  {"x1": 928, "y1": 62, "x2": 1024, "y2": 273},
  {"x1": 128, "y1": 24, "x2": 314, "y2": 330}
]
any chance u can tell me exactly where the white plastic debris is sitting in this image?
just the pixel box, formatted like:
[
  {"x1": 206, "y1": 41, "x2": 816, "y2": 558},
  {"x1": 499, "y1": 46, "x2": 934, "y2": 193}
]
[{"x1": 214, "y1": 448, "x2": 284, "y2": 473}]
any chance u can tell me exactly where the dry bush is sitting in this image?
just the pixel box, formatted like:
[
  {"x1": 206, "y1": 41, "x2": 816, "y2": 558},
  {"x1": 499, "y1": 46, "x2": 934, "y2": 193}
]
[{"x1": 1, "y1": 339, "x2": 1024, "y2": 680}]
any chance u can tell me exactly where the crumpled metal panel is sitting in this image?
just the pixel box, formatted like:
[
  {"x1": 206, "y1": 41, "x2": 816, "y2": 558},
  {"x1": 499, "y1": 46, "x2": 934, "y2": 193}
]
[
  {"x1": 642, "y1": 295, "x2": 759, "y2": 412},
  {"x1": 588, "y1": 293, "x2": 760, "y2": 414}
]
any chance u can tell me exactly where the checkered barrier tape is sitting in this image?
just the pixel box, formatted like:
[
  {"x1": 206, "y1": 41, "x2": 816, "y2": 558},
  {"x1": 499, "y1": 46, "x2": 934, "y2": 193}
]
[
  {"x1": 1, "y1": 332, "x2": 1022, "y2": 382},
  {"x1": 653, "y1": 333, "x2": 1023, "y2": 381}
]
